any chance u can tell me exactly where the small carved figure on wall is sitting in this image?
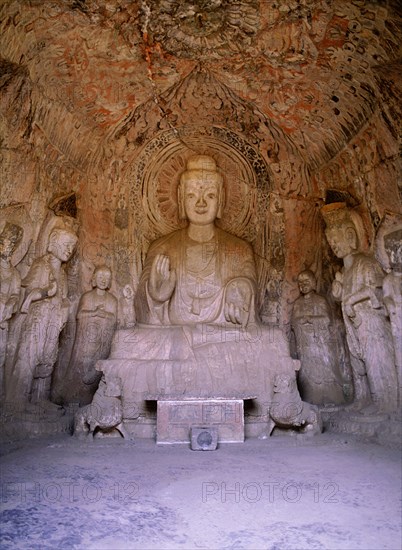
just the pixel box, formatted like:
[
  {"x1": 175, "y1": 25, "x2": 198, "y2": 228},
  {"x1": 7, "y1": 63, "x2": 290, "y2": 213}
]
[
  {"x1": 6, "y1": 228, "x2": 78, "y2": 407},
  {"x1": 291, "y1": 269, "x2": 345, "y2": 406},
  {"x1": 322, "y1": 203, "x2": 398, "y2": 414},
  {"x1": 0, "y1": 223, "x2": 24, "y2": 396},
  {"x1": 64, "y1": 265, "x2": 118, "y2": 405},
  {"x1": 382, "y1": 228, "x2": 402, "y2": 402},
  {"x1": 120, "y1": 284, "x2": 136, "y2": 328}
]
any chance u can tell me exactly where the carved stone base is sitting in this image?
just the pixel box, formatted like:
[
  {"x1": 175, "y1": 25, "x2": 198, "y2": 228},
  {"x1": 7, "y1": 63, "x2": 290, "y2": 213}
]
[
  {"x1": 0, "y1": 403, "x2": 76, "y2": 441},
  {"x1": 156, "y1": 399, "x2": 246, "y2": 445},
  {"x1": 322, "y1": 407, "x2": 402, "y2": 448}
]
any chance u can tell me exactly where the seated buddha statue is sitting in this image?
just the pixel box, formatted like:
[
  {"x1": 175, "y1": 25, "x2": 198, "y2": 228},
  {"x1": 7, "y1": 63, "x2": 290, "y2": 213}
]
[
  {"x1": 135, "y1": 155, "x2": 257, "y2": 329},
  {"x1": 98, "y1": 155, "x2": 297, "y2": 403}
]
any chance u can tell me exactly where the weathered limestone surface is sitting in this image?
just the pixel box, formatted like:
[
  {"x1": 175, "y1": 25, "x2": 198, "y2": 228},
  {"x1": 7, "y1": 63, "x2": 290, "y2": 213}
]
[
  {"x1": 322, "y1": 203, "x2": 398, "y2": 413},
  {"x1": 0, "y1": 1, "x2": 401, "y2": 438},
  {"x1": 291, "y1": 269, "x2": 346, "y2": 406},
  {"x1": 5, "y1": 227, "x2": 78, "y2": 405},
  {"x1": 0, "y1": 222, "x2": 23, "y2": 397},
  {"x1": 60, "y1": 265, "x2": 118, "y2": 406},
  {"x1": 382, "y1": 227, "x2": 402, "y2": 400},
  {"x1": 97, "y1": 156, "x2": 298, "y2": 438}
]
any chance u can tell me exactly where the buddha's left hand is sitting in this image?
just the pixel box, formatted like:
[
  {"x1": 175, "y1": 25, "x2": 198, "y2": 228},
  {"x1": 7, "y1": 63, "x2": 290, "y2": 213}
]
[{"x1": 224, "y1": 278, "x2": 253, "y2": 327}]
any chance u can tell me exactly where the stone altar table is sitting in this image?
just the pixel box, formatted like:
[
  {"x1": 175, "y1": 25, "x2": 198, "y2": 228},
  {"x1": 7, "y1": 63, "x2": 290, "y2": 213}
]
[{"x1": 154, "y1": 397, "x2": 255, "y2": 444}]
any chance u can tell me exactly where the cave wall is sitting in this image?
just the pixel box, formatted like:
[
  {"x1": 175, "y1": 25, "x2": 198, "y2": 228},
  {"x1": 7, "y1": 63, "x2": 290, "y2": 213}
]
[{"x1": 1, "y1": 0, "x2": 401, "y2": 397}]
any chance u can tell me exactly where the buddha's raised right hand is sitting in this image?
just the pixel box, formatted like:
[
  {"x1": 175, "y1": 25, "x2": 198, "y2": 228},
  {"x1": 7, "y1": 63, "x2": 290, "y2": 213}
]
[{"x1": 148, "y1": 254, "x2": 177, "y2": 303}]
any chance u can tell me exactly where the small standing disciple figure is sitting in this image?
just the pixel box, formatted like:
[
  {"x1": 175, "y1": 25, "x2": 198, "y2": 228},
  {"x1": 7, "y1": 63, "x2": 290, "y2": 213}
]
[
  {"x1": 322, "y1": 203, "x2": 398, "y2": 413},
  {"x1": 64, "y1": 265, "x2": 118, "y2": 405},
  {"x1": 291, "y1": 269, "x2": 345, "y2": 406},
  {"x1": 6, "y1": 227, "x2": 78, "y2": 406},
  {"x1": 382, "y1": 228, "x2": 402, "y2": 402},
  {"x1": 120, "y1": 284, "x2": 135, "y2": 328},
  {"x1": 0, "y1": 223, "x2": 24, "y2": 396}
]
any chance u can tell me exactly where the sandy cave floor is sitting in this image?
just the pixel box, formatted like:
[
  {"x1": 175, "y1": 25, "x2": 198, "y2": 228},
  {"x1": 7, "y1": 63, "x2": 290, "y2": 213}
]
[{"x1": 0, "y1": 432, "x2": 401, "y2": 550}]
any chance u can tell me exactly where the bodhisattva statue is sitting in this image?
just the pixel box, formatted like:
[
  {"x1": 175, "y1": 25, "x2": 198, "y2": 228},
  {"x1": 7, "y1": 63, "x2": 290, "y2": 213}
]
[
  {"x1": 383, "y1": 228, "x2": 402, "y2": 401},
  {"x1": 321, "y1": 203, "x2": 398, "y2": 413},
  {"x1": 0, "y1": 223, "x2": 24, "y2": 396},
  {"x1": 6, "y1": 228, "x2": 78, "y2": 406},
  {"x1": 291, "y1": 269, "x2": 345, "y2": 405},
  {"x1": 99, "y1": 155, "x2": 297, "y2": 405},
  {"x1": 64, "y1": 265, "x2": 118, "y2": 405}
]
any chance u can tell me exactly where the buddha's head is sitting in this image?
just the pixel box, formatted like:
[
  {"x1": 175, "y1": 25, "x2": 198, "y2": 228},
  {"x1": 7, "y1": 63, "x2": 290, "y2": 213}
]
[
  {"x1": 47, "y1": 228, "x2": 78, "y2": 262},
  {"x1": 178, "y1": 155, "x2": 225, "y2": 225},
  {"x1": 92, "y1": 265, "x2": 112, "y2": 290},
  {"x1": 297, "y1": 269, "x2": 317, "y2": 295},
  {"x1": 0, "y1": 222, "x2": 23, "y2": 260}
]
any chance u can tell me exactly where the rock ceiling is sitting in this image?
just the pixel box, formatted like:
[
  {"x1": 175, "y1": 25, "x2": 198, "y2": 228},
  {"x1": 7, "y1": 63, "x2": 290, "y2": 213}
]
[{"x1": 1, "y1": 0, "x2": 401, "y2": 175}]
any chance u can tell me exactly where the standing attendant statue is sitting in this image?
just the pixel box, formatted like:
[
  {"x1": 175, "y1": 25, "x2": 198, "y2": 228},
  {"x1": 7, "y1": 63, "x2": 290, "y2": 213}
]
[
  {"x1": 64, "y1": 265, "x2": 118, "y2": 405},
  {"x1": 382, "y1": 228, "x2": 402, "y2": 402},
  {"x1": 321, "y1": 203, "x2": 398, "y2": 413},
  {"x1": 0, "y1": 223, "x2": 23, "y2": 396},
  {"x1": 291, "y1": 269, "x2": 345, "y2": 405},
  {"x1": 6, "y1": 227, "x2": 78, "y2": 406}
]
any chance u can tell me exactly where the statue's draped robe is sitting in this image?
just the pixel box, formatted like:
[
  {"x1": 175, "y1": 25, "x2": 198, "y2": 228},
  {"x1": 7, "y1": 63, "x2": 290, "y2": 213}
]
[
  {"x1": 6, "y1": 254, "x2": 69, "y2": 402},
  {"x1": 341, "y1": 253, "x2": 398, "y2": 412},
  {"x1": 291, "y1": 292, "x2": 345, "y2": 405},
  {"x1": 0, "y1": 263, "x2": 21, "y2": 392},
  {"x1": 383, "y1": 272, "x2": 402, "y2": 371},
  {"x1": 98, "y1": 227, "x2": 296, "y2": 410},
  {"x1": 63, "y1": 290, "x2": 117, "y2": 405},
  {"x1": 135, "y1": 228, "x2": 257, "y2": 326}
]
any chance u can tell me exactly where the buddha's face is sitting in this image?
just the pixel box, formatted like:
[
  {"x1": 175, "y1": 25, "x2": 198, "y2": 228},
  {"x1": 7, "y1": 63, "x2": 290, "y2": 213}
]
[
  {"x1": 184, "y1": 175, "x2": 220, "y2": 226},
  {"x1": 94, "y1": 268, "x2": 111, "y2": 290},
  {"x1": 325, "y1": 226, "x2": 356, "y2": 258},
  {"x1": 49, "y1": 231, "x2": 77, "y2": 262},
  {"x1": 297, "y1": 272, "x2": 315, "y2": 295}
]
